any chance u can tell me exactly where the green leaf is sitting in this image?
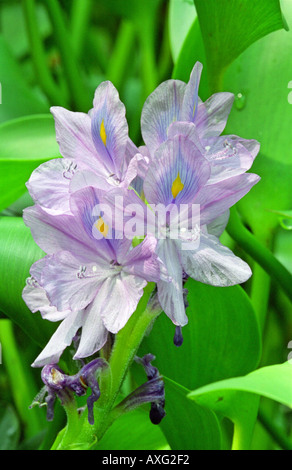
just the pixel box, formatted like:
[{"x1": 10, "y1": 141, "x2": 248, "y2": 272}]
[
  {"x1": 160, "y1": 378, "x2": 222, "y2": 450},
  {"x1": 188, "y1": 362, "x2": 292, "y2": 409},
  {"x1": 0, "y1": 403, "x2": 21, "y2": 450},
  {"x1": 0, "y1": 114, "x2": 60, "y2": 211},
  {"x1": 0, "y1": 36, "x2": 48, "y2": 123},
  {"x1": 188, "y1": 362, "x2": 292, "y2": 449},
  {"x1": 137, "y1": 281, "x2": 261, "y2": 449},
  {"x1": 1, "y1": 3, "x2": 51, "y2": 59},
  {"x1": 94, "y1": 409, "x2": 170, "y2": 450},
  {"x1": 223, "y1": 0, "x2": 292, "y2": 236},
  {"x1": 0, "y1": 216, "x2": 56, "y2": 347},
  {"x1": 194, "y1": 0, "x2": 286, "y2": 91},
  {"x1": 139, "y1": 280, "x2": 261, "y2": 391},
  {"x1": 172, "y1": 17, "x2": 210, "y2": 101},
  {"x1": 168, "y1": 0, "x2": 197, "y2": 62}
]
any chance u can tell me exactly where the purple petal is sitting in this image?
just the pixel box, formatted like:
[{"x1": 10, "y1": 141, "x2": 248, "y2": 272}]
[
  {"x1": 194, "y1": 173, "x2": 260, "y2": 226},
  {"x1": 143, "y1": 134, "x2": 210, "y2": 205},
  {"x1": 122, "y1": 235, "x2": 168, "y2": 282},
  {"x1": 156, "y1": 239, "x2": 188, "y2": 326},
  {"x1": 206, "y1": 210, "x2": 230, "y2": 237},
  {"x1": 180, "y1": 233, "x2": 252, "y2": 286},
  {"x1": 41, "y1": 251, "x2": 110, "y2": 312},
  {"x1": 32, "y1": 310, "x2": 84, "y2": 367},
  {"x1": 91, "y1": 81, "x2": 128, "y2": 178},
  {"x1": 26, "y1": 158, "x2": 79, "y2": 214},
  {"x1": 99, "y1": 273, "x2": 147, "y2": 334},
  {"x1": 181, "y1": 62, "x2": 203, "y2": 122},
  {"x1": 22, "y1": 282, "x2": 69, "y2": 322},
  {"x1": 23, "y1": 205, "x2": 100, "y2": 260},
  {"x1": 74, "y1": 293, "x2": 108, "y2": 359},
  {"x1": 50, "y1": 107, "x2": 98, "y2": 169},
  {"x1": 141, "y1": 79, "x2": 186, "y2": 157},
  {"x1": 195, "y1": 92, "x2": 234, "y2": 138},
  {"x1": 204, "y1": 135, "x2": 259, "y2": 184}
]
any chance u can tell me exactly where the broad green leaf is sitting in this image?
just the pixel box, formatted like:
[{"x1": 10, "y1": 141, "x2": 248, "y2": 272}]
[
  {"x1": 0, "y1": 217, "x2": 56, "y2": 347},
  {"x1": 223, "y1": 0, "x2": 292, "y2": 236},
  {"x1": 139, "y1": 280, "x2": 261, "y2": 391},
  {"x1": 0, "y1": 403, "x2": 21, "y2": 450},
  {"x1": 0, "y1": 36, "x2": 48, "y2": 123},
  {"x1": 160, "y1": 378, "x2": 222, "y2": 450},
  {"x1": 188, "y1": 362, "x2": 292, "y2": 449},
  {"x1": 169, "y1": 0, "x2": 197, "y2": 62},
  {"x1": 94, "y1": 409, "x2": 170, "y2": 450},
  {"x1": 194, "y1": 0, "x2": 286, "y2": 91},
  {"x1": 0, "y1": 114, "x2": 60, "y2": 211},
  {"x1": 188, "y1": 362, "x2": 292, "y2": 409},
  {"x1": 1, "y1": 3, "x2": 51, "y2": 59},
  {"x1": 137, "y1": 281, "x2": 260, "y2": 449},
  {"x1": 172, "y1": 17, "x2": 209, "y2": 101}
]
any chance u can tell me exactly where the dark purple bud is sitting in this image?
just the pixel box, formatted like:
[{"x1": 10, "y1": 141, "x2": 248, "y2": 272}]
[
  {"x1": 117, "y1": 354, "x2": 166, "y2": 425},
  {"x1": 31, "y1": 359, "x2": 108, "y2": 424},
  {"x1": 173, "y1": 326, "x2": 184, "y2": 347},
  {"x1": 150, "y1": 401, "x2": 166, "y2": 425}
]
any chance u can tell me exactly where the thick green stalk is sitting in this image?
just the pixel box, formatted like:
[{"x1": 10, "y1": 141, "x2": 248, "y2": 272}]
[
  {"x1": 23, "y1": 0, "x2": 67, "y2": 106},
  {"x1": 227, "y1": 207, "x2": 292, "y2": 304},
  {"x1": 258, "y1": 408, "x2": 292, "y2": 450},
  {"x1": 45, "y1": 0, "x2": 91, "y2": 111},
  {"x1": 71, "y1": 0, "x2": 93, "y2": 59},
  {"x1": 53, "y1": 286, "x2": 161, "y2": 450},
  {"x1": 0, "y1": 319, "x2": 45, "y2": 438},
  {"x1": 107, "y1": 20, "x2": 136, "y2": 91}
]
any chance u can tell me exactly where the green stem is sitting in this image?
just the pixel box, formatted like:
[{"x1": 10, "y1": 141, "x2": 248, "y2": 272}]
[
  {"x1": 107, "y1": 20, "x2": 136, "y2": 91},
  {"x1": 70, "y1": 0, "x2": 93, "y2": 59},
  {"x1": 23, "y1": 0, "x2": 67, "y2": 106},
  {"x1": 53, "y1": 285, "x2": 161, "y2": 450},
  {"x1": 250, "y1": 262, "x2": 271, "y2": 333},
  {"x1": 0, "y1": 319, "x2": 44, "y2": 438},
  {"x1": 227, "y1": 207, "x2": 292, "y2": 304},
  {"x1": 137, "y1": 18, "x2": 158, "y2": 101},
  {"x1": 45, "y1": 0, "x2": 91, "y2": 111},
  {"x1": 258, "y1": 408, "x2": 292, "y2": 450}
]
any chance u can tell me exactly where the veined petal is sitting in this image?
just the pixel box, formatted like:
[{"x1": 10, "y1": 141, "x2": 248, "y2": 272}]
[
  {"x1": 91, "y1": 81, "x2": 128, "y2": 178},
  {"x1": 206, "y1": 210, "x2": 230, "y2": 237},
  {"x1": 100, "y1": 273, "x2": 147, "y2": 334},
  {"x1": 122, "y1": 235, "x2": 168, "y2": 282},
  {"x1": 195, "y1": 92, "x2": 234, "y2": 138},
  {"x1": 41, "y1": 251, "x2": 110, "y2": 312},
  {"x1": 204, "y1": 135, "x2": 260, "y2": 184},
  {"x1": 22, "y1": 282, "x2": 69, "y2": 322},
  {"x1": 141, "y1": 79, "x2": 186, "y2": 157},
  {"x1": 144, "y1": 134, "x2": 210, "y2": 205},
  {"x1": 26, "y1": 158, "x2": 79, "y2": 214},
  {"x1": 157, "y1": 239, "x2": 188, "y2": 327},
  {"x1": 180, "y1": 233, "x2": 252, "y2": 286},
  {"x1": 50, "y1": 107, "x2": 98, "y2": 168},
  {"x1": 181, "y1": 62, "x2": 203, "y2": 122},
  {"x1": 32, "y1": 310, "x2": 84, "y2": 367},
  {"x1": 194, "y1": 172, "x2": 260, "y2": 226},
  {"x1": 23, "y1": 205, "x2": 101, "y2": 260},
  {"x1": 74, "y1": 293, "x2": 108, "y2": 359}
]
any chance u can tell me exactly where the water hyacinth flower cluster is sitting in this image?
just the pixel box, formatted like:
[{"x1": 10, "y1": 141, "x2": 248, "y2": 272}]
[{"x1": 22, "y1": 62, "x2": 260, "y2": 427}]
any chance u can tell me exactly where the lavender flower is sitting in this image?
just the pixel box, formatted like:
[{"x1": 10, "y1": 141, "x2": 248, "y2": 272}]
[
  {"x1": 26, "y1": 81, "x2": 147, "y2": 215},
  {"x1": 23, "y1": 186, "x2": 168, "y2": 367}
]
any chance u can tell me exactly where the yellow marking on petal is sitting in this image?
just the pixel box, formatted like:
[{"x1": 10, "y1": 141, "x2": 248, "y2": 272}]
[
  {"x1": 100, "y1": 119, "x2": 107, "y2": 146},
  {"x1": 171, "y1": 172, "x2": 184, "y2": 199},
  {"x1": 95, "y1": 217, "x2": 109, "y2": 237}
]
